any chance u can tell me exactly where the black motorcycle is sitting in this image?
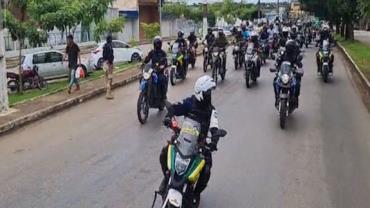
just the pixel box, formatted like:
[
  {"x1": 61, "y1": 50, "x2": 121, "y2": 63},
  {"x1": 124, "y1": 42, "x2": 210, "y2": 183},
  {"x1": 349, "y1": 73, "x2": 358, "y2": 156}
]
[
  {"x1": 319, "y1": 40, "x2": 333, "y2": 83},
  {"x1": 151, "y1": 103, "x2": 227, "y2": 208},
  {"x1": 202, "y1": 42, "x2": 212, "y2": 73},
  {"x1": 137, "y1": 61, "x2": 168, "y2": 124},
  {"x1": 244, "y1": 43, "x2": 260, "y2": 88},
  {"x1": 188, "y1": 42, "x2": 197, "y2": 69},
  {"x1": 270, "y1": 58, "x2": 303, "y2": 129},
  {"x1": 169, "y1": 42, "x2": 188, "y2": 86},
  {"x1": 211, "y1": 47, "x2": 227, "y2": 85},
  {"x1": 233, "y1": 41, "x2": 245, "y2": 70}
]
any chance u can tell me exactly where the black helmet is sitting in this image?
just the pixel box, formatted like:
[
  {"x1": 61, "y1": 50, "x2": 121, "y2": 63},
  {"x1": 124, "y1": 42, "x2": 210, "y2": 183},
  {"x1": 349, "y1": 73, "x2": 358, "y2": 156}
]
[
  {"x1": 218, "y1": 29, "x2": 224, "y2": 37},
  {"x1": 153, "y1": 36, "x2": 162, "y2": 50},
  {"x1": 285, "y1": 40, "x2": 297, "y2": 59},
  {"x1": 106, "y1": 35, "x2": 112, "y2": 43},
  {"x1": 178, "y1": 31, "x2": 184, "y2": 38},
  {"x1": 207, "y1": 28, "x2": 212, "y2": 34},
  {"x1": 190, "y1": 31, "x2": 195, "y2": 36}
]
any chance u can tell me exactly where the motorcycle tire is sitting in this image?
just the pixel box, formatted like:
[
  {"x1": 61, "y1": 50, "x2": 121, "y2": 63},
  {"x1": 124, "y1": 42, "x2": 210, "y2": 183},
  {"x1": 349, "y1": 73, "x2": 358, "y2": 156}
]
[
  {"x1": 212, "y1": 62, "x2": 219, "y2": 86},
  {"x1": 137, "y1": 92, "x2": 149, "y2": 124},
  {"x1": 220, "y1": 68, "x2": 226, "y2": 81},
  {"x1": 170, "y1": 68, "x2": 176, "y2": 86},
  {"x1": 323, "y1": 70, "x2": 329, "y2": 83},
  {"x1": 38, "y1": 77, "x2": 48, "y2": 90},
  {"x1": 279, "y1": 99, "x2": 287, "y2": 129},
  {"x1": 245, "y1": 70, "x2": 251, "y2": 88},
  {"x1": 234, "y1": 59, "x2": 238, "y2": 70},
  {"x1": 203, "y1": 57, "x2": 208, "y2": 73},
  {"x1": 7, "y1": 80, "x2": 19, "y2": 93}
]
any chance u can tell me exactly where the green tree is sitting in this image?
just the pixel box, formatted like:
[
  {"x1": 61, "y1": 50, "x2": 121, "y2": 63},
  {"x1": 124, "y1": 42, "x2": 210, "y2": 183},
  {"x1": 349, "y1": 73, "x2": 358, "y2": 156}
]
[
  {"x1": 93, "y1": 17, "x2": 125, "y2": 42},
  {"x1": 140, "y1": 22, "x2": 160, "y2": 41},
  {"x1": 3, "y1": 9, "x2": 47, "y2": 93}
]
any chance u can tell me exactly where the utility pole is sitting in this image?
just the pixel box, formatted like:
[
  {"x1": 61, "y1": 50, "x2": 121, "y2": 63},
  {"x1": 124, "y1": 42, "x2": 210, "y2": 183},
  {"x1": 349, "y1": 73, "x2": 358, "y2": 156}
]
[
  {"x1": 257, "y1": 0, "x2": 261, "y2": 19},
  {"x1": 0, "y1": 1, "x2": 9, "y2": 113},
  {"x1": 277, "y1": 0, "x2": 280, "y2": 20},
  {"x1": 202, "y1": 0, "x2": 208, "y2": 39}
]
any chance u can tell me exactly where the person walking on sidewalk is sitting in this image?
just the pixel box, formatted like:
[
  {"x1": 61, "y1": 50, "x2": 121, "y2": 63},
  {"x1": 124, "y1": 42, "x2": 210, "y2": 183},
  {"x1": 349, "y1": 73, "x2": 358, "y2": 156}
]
[
  {"x1": 102, "y1": 35, "x2": 115, "y2": 99},
  {"x1": 65, "y1": 34, "x2": 81, "y2": 94}
]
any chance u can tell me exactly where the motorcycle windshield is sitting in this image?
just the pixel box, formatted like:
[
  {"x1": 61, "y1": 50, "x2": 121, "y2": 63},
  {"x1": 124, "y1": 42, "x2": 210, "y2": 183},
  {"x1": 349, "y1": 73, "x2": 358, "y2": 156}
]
[
  {"x1": 246, "y1": 44, "x2": 254, "y2": 55},
  {"x1": 172, "y1": 43, "x2": 180, "y2": 54},
  {"x1": 176, "y1": 118, "x2": 201, "y2": 157},
  {"x1": 280, "y1": 62, "x2": 292, "y2": 75}
]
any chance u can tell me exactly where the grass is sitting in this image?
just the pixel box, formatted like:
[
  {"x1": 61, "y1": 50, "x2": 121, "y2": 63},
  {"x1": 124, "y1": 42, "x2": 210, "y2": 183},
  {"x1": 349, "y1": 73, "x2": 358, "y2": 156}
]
[
  {"x1": 335, "y1": 34, "x2": 370, "y2": 80},
  {"x1": 8, "y1": 62, "x2": 138, "y2": 106}
]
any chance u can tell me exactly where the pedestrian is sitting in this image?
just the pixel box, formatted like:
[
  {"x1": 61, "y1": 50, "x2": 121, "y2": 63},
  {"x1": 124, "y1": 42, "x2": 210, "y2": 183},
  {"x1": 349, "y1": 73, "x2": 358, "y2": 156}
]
[
  {"x1": 65, "y1": 34, "x2": 81, "y2": 94},
  {"x1": 102, "y1": 35, "x2": 114, "y2": 99}
]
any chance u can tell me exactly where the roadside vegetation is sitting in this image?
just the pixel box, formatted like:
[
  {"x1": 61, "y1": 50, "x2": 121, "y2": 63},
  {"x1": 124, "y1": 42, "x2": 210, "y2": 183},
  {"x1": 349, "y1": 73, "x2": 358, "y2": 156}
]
[
  {"x1": 9, "y1": 63, "x2": 135, "y2": 106},
  {"x1": 335, "y1": 35, "x2": 370, "y2": 80}
]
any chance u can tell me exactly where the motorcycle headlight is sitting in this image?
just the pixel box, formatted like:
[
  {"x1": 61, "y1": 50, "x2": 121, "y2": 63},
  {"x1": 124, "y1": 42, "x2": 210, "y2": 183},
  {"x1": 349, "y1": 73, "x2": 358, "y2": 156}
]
[
  {"x1": 204, "y1": 47, "x2": 208, "y2": 52},
  {"x1": 212, "y1": 52, "x2": 219, "y2": 57},
  {"x1": 143, "y1": 72, "x2": 151, "y2": 80},
  {"x1": 281, "y1": 74, "x2": 290, "y2": 84},
  {"x1": 234, "y1": 46, "x2": 239, "y2": 51},
  {"x1": 175, "y1": 153, "x2": 191, "y2": 175}
]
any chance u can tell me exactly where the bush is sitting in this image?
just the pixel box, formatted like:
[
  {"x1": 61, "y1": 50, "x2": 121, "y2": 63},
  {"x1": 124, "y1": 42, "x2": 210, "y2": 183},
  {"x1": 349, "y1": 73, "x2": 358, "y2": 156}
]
[{"x1": 141, "y1": 22, "x2": 160, "y2": 41}]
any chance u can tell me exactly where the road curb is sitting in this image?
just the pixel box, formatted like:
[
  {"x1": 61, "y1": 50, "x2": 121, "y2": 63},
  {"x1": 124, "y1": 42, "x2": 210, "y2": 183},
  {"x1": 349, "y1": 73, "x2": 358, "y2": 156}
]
[
  {"x1": 336, "y1": 42, "x2": 370, "y2": 92},
  {"x1": 0, "y1": 71, "x2": 142, "y2": 136}
]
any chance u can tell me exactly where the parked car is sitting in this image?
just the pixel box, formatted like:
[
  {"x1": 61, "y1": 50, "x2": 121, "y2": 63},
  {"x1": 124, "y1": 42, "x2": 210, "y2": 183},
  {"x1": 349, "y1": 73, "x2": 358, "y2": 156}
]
[
  {"x1": 19, "y1": 50, "x2": 91, "y2": 80},
  {"x1": 89, "y1": 40, "x2": 144, "y2": 70}
]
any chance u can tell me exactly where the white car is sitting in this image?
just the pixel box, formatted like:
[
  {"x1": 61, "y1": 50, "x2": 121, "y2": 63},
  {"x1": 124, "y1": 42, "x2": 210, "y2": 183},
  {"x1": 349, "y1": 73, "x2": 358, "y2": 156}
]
[
  {"x1": 89, "y1": 40, "x2": 144, "y2": 69},
  {"x1": 21, "y1": 50, "x2": 91, "y2": 80}
]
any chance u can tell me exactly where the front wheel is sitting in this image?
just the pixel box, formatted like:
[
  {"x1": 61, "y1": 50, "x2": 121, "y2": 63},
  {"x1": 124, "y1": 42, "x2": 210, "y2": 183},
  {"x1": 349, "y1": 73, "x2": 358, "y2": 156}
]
[
  {"x1": 245, "y1": 69, "x2": 250, "y2": 88},
  {"x1": 7, "y1": 80, "x2": 19, "y2": 93},
  {"x1": 322, "y1": 66, "x2": 329, "y2": 83},
  {"x1": 212, "y1": 62, "x2": 218, "y2": 85},
  {"x1": 137, "y1": 92, "x2": 149, "y2": 124},
  {"x1": 170, "y1": 67, "x2": 176, "y2": 86},
  {"x1": 279, "y1": 99, "x2": 287, "y2": 129},
  {"x1": 203, "y1": 57, "x2": 208, "y2": 73}
]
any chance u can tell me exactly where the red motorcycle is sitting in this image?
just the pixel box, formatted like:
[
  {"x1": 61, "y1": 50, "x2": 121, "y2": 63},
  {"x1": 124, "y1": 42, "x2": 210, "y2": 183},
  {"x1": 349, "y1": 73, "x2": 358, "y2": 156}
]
[{"x1": 7, "y1": 66, "x2": 47, "y2": 93}]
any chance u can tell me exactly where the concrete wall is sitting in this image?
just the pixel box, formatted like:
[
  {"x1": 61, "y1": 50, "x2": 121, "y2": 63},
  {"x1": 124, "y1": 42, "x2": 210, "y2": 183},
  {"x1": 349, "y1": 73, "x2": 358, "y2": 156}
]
[
  {"x1": 117, "y1": 18, "x2": 140, "y2": 42},
  {"x1": 161, "y1": 18, "x2": 202, "y2": 38}
]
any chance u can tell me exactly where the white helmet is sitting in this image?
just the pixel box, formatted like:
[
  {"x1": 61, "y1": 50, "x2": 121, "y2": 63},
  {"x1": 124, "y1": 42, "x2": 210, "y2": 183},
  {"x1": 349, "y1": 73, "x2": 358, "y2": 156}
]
[
  {"x1": 250, "y1": 31, "x2": 258, "y2": 37},
  {"x1": 194, "y1": 75, "x2": 216, "y2": 102}
]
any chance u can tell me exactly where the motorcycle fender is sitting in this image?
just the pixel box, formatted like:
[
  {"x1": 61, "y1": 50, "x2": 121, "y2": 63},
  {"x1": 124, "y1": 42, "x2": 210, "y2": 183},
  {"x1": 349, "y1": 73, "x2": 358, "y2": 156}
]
[
  {"x1": 188, "y1": 158, "x2": 205, "y2": 183},
  {"x1": 167, "y1": 145, "x2": 175, "y2": 172},
  {"x1": 140, "y1": 80, "x2": 147, "y2": 91},
  {"x1": 164, "y1": 188, "x2": 183, "y2": 208},
  {"x1": 280, "y1": 93, "x2": 289, "y2": 99}
]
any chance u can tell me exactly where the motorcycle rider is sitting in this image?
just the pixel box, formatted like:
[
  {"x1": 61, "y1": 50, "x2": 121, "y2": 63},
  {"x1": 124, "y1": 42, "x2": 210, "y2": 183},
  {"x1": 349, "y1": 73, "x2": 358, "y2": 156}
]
[
  {"x1": 241, "y1": 25, "x2": 250, "y2": 40},
  {"x1": 248, "y1": 31, "x2": 262, "y2": 77},
  {"x1": 188, "y1": 31, "x2": 198, "y2": 48},
  {"x1": 316, "y1": 24, "x2": 334, "y2": 74},
  {"x1": 159, "y1": 75, "x2": 221, "y2": 205},
  {"x1": 278, "y1": 26, "x2": 290, "y2": 48},
  {"x1": 143, "y1": 36, "x2": 168, "y2": 99},
  {"x1": 273, "y1": 39, "x2": 303, "y2": 108},
  {"x1": 205, "y1": 28, "x2": 216, "y2": 46},
  {"x1": 214, "y1": 29, "x2": 229, "y2": 70}
]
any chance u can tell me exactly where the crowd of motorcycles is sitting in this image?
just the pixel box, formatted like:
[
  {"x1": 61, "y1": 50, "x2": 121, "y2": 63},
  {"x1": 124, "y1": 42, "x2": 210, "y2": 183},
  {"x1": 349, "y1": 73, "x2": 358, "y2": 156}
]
[{"x1": 136, "y1": 19, "x2": 335, "y2": 208}]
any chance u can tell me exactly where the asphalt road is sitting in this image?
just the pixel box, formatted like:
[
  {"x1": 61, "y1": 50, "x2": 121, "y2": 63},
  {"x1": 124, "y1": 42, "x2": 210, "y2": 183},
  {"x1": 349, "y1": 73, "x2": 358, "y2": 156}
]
[{"x1": 1, "y1": 44, "x2": 370, "y2": 208}]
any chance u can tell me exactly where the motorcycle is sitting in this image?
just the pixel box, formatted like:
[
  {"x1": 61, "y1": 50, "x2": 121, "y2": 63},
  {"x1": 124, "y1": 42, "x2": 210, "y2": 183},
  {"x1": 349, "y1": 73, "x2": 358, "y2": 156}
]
[
  {"x1": 232, "y1": 41, "x2": 245, "y2": 70},
  {"x1": 137, "y1": 60, "x2": 168, "y2": 124},
  {"x1": 202, "y1": 42, "x2": 212, "y2": 73},
  {"x1": 244, "y1": 43, "x2": 260, "y2": 88},
  {"x1": 270, "y1": 59, "x2": 303, "y2": 129},
  {"x1": 319, "y1": 40, "x2": 333, "y2": 83},
  {"x1": 188, "y1": 42, "x2": 197, "y2": 69},
  {"x1": 297, "y1": 32, "x2": 305, "y2": 48},
  {"x1": 7, "y1": 65, "x2": 47, "y2": 93},
  {"x1": 211, "y1": 47, "x2": 227, "y2": 85},
  {"x1": 151, "y1": 107, "x2": 227, "y2": 208},
  {"x1": 260, "y1": 39, "x2": 269, "y2": 64},
  {"x1": 169, "y1": 42, "x2": 188, "y2": 86}
]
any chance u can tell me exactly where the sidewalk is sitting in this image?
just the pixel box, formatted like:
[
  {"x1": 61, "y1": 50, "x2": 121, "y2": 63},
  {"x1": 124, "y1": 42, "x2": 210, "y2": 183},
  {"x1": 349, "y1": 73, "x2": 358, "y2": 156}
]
[{"x1": 0, "y1": 66, "x2": 141, "y2": 135}]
